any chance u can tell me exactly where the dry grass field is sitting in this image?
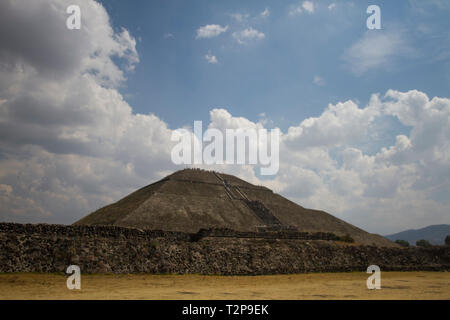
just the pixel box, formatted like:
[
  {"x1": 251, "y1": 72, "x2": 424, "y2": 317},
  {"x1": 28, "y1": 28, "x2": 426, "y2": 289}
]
[{"x1": 0, "y1": 272, "x2": 448, "y2": 300}]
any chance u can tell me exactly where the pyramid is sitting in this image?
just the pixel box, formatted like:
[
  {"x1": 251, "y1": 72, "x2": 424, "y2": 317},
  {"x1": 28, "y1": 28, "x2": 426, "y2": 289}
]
[{"x1": 74, "y1": 169, "x2": 394, "y2": 246}]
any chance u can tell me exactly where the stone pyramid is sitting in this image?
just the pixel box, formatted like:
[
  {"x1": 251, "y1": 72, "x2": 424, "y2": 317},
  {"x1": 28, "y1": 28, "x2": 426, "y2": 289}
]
[{"x1": 74, "y1": 169, "x2": 394, "y2": 246}]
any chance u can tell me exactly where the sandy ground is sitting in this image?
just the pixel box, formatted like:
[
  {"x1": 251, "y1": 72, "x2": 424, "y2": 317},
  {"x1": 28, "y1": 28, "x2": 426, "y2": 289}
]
[{"x1": 0, "y1": 272, "x2": 448, "y2": 300}]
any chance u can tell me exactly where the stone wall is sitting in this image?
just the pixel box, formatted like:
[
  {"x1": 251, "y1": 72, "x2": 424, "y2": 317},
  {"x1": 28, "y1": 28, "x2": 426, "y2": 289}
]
[
  {"x1": 192, "y1": 228, "x2": 341, "y2": 241},
  {"x1": 1, "y1": 223, "x2": 449, "y2": 274}
]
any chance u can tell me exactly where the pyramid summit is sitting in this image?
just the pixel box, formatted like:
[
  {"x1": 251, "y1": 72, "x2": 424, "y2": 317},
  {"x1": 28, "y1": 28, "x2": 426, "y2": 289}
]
[{"x1": 74, "y1": 169, "x2": 394, "y2": 247}]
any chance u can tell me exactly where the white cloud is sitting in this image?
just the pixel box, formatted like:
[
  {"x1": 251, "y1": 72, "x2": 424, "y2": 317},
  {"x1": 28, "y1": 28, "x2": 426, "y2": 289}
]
[
  {"x1": 230, "y1": 13, "x2": 249, "y2": 22},
  {"x1": 0, "y1": 0, "x2": 139, "y2": 88},
  {"x1": 231, "y1": 9, "x2": 269, "y2": 22},
  {"x1": 196, "y1": 24, "x2": 229, "y2": 39},
  {"x1": 289, "y1": 6, "x2": 303, "y2": 16},
  {"x1": 302, "y1": 1, "x2": 315, "y2": 13},
  {"x1": 284, "y1": 98, "x2": 381, "y2": 149},
  {"x1": 280, "y1": 89, "x2": 450, "y2": 233},
  {"x1": 204, "y1": 53, "x2": 218, "y2": 64},
  {"x1": 344, "y1": 30, "x2": 414, "y2": 75},
  {"x1": 232, "y1": 27, "x2": 265, "y2": 44},
  {"x1": 289, "y1": 1, "x2": 315, "y2": 16},
  {"x1": 313, "y1": 75, "x2": 325, "y2": 86},
  {"x1": 260, "y1": 8, "x2": 270, "y2": 18},
  {"x1": 0, "y1": 0, "x2": 174, "y2": 224},
  {"x1": 328, "y1": 3, "x2": 336, "y2": 10}
]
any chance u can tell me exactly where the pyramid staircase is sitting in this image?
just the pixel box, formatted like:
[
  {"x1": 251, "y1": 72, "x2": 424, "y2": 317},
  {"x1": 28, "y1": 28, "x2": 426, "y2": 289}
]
[{"x1": 214, "y1": 171, "x2": 294, "y2": 231}]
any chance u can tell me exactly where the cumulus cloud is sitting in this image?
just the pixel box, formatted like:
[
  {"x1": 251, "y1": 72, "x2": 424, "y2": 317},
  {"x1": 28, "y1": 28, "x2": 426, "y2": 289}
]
[
  {"x1": 0, "y1": 0, "x2": 175, "y2": 224},
  {"x1": 232, "y1": 27, "x2": 265, "y2": 44},
  {"x1": 344, "y1": 30, "x2": 414, "y2": 75},
  {"x1": 204, "y1": 53, "x2": 218, "y2": 64},
  {"x1": 284, "y1": 98, "x2": 380, "y2": 149},
  {"x1": 260, "y1": 8, "x2": 270, "y2": 18},
  {"x1": 302, "y1": 1, "x2": 315, "y2": 13},
  {"x1": 196, "y1": 24, "x2": 229, "y2": 39},
  {"x1": 230, "y1": 13, "x2": 249, "y2": 23},
  {"x1": 231, "y1": 8, "x2": 269, "y2": 23},
  {"x1": 0, "y1": 0, "x2": 139, "y2": 87},
  {"x1": 289, "y1": 1, "x2": 315, "y2": 16},
  {"x1": 289, "y1": 6, "x2": 303, "y2": 16},
  {"x1": 280, "y1": 90, "x2": 450, "y2": 233}
]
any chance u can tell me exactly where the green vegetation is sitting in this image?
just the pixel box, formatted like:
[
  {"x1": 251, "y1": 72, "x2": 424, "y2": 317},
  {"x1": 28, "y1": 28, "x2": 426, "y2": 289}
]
[
  {"x1": 445, "y1": 235, "x2": 450, "y2": 246},
  {"x1": 149, "y1": 240, "x2": 159, "y2": 249},
  {"x1": 395, "y1": 239, "x2": 410, "y2": 247},
  {"x1": 416, "y1": 239, "x2": 432, "y2": 247},
  {"x1": 338, "y1": 234, "x2": 355, "y2": 243}
]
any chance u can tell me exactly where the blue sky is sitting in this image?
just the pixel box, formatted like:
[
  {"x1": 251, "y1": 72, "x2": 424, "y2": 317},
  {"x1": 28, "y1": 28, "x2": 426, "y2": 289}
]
[
  {"x1": 0, "y1": 0, "x2": 449, "y2": 234},
  {"x1": 100, "y1": 0, "x2": 449, "y2": 131}
]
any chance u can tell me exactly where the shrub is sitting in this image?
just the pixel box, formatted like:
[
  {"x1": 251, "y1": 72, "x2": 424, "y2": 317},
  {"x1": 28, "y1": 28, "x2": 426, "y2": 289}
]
[
  {"x1": 338, "y1": 234, "x2": 355, "y2": 243},
  {"x1": 149, "y1": 240, "x2": 159, "y2": 249},
  {"x1": 395, "y1": 239, "x2": 410, "y2": 247},
  {"x1": 445, "y1": 235, "x2": 450, "y2": 246},
  {"x1": 416, "y1": 239, "x2": 432, "y2": 247}
]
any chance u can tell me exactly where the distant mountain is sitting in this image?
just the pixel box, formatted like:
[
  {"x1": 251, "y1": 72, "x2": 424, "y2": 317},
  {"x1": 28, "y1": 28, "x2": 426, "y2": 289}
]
[{"x1": 385, "y1": 224, "x2": 450, "y2": 245}]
